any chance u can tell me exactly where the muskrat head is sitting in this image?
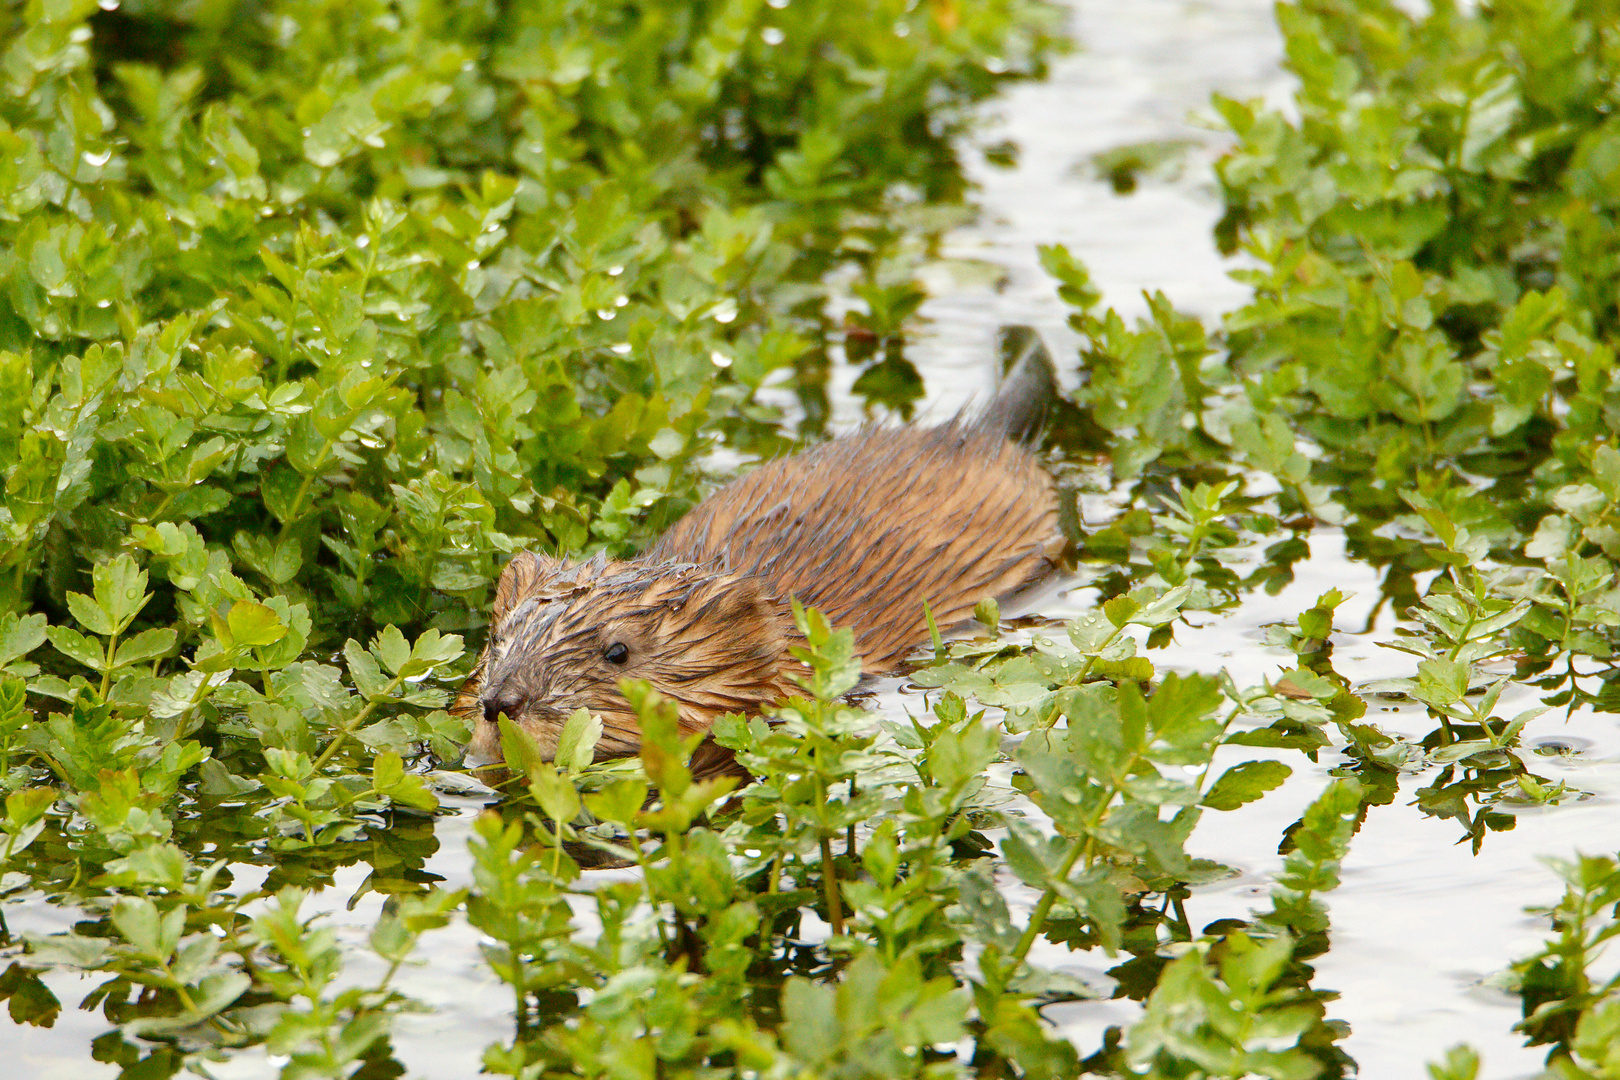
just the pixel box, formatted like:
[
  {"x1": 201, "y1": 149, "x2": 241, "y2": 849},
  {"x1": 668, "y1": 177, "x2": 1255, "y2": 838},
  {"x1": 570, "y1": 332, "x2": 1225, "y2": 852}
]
[{"x1": 459, "y1": 550, "x2": 794, "y2": 767}]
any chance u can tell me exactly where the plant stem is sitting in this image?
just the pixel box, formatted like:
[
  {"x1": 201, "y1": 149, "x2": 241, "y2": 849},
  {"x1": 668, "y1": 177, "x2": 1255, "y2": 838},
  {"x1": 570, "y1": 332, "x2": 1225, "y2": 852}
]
[
  {"x1": 277, "y1": 451, "x2": 332, "y2": 543},
  {"x1": 846, "y1": 777, "x2": 858, "y2": 856},
  {"x1": 1447, "y1": 610, "x2": 1479, "y2": 662},
  {"x1": 1060, "y1": 624, "x2": 1126, "y2": 704},
  {"x1": 1006, "y1": 746, "x2": 1145, "y2": 972},
  {"x1": 99, "y1": 628, "x2": 120, "y2": 700},
  {"x1": 1006, "y1": 837, "x2": 1085, "y2": 970},
  {"x1": 820, "y1": 834, "x2": 844, "y2": 936},
  {"x1": 310, "y1": 671, "x2": 407, "y2": 771}
]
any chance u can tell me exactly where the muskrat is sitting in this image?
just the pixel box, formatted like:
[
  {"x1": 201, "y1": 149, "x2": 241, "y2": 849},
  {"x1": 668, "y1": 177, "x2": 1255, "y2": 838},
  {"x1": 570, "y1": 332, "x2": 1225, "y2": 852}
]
[{"x1": 456, "y1": 344, "x2": 1066, "y2": 778}]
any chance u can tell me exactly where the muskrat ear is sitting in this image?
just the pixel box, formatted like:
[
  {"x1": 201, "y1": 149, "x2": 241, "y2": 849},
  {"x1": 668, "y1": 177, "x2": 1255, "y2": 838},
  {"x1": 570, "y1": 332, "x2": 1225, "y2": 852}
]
[
  {"x1": 687, "y1": 573, "x2": 787, "y2": 644},
  {"x1": 493, "y1": 551, "x2": 560, "y2": 617}
]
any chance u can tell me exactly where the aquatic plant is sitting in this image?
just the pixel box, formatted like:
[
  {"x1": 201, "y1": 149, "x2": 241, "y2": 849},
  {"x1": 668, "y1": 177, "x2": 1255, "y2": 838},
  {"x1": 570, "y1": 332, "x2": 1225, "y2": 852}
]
[{"x1": 3, "y1": 0, "x2": 1620, "y2": 1076}]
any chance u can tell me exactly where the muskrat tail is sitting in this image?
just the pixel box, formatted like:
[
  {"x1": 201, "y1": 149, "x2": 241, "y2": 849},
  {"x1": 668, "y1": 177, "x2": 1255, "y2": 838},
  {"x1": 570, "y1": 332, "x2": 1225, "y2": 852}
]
[{"x1": 972, "y1": 325, "x2": 1060, "y2": 445}]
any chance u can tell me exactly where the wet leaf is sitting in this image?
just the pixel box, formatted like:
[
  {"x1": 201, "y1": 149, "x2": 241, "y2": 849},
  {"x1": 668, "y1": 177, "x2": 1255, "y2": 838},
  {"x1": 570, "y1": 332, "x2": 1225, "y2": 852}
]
[{"x1": 1202, "y1": 760, "x2": 1292, "y2": 810}]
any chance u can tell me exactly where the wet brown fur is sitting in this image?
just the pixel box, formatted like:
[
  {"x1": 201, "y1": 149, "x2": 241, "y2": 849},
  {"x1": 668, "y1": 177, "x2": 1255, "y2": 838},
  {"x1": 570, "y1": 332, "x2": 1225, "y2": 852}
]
[{"x1": 457, "y1": 418, "x2": 1063, "y2": 777}]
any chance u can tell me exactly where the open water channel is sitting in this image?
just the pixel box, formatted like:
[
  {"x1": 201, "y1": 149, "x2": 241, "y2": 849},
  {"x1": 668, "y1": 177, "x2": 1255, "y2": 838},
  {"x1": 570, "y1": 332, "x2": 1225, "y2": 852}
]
[
  {"x1": 909, "y1": 2, "x2": 1620, "y2": 1078},
  {"x1": 18, "y1": 2, "x2": 1620, "y2": 1077}
]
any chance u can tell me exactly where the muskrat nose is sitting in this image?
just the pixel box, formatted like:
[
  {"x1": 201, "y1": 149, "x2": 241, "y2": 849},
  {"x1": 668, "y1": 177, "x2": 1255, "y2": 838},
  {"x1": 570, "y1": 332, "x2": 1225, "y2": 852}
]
[{"x1": 482, "y1": 691, "x2": 522, "y2": 727}]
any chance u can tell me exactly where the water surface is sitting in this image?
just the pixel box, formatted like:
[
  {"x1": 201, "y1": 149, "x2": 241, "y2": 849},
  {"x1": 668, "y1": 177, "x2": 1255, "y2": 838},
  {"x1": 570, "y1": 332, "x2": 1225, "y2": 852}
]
[
  {"x1": 912, "y1": 4, "x2": 1617, "y2": 1077},
  {"x1": 18, "y1": 4, "x2": 1613, "y2": 1078}
]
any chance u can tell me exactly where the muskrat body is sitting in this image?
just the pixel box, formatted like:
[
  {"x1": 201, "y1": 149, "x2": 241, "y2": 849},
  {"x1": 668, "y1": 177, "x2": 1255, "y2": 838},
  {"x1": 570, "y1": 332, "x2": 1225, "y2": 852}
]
[{"x1": 457, "y1": 355, "x2": 1064, "y2": 777}]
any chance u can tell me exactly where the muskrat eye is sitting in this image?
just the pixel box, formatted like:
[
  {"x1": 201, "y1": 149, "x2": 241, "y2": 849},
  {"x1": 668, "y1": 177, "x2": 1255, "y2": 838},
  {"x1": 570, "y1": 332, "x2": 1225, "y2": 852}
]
[{"x1": 604, "y1": 641, "x2": 629, "y2": 665}]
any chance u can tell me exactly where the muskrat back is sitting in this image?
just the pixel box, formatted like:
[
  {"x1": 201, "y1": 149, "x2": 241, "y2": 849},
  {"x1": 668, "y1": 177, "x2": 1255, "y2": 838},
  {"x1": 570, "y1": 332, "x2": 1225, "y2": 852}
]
[
  {"x1": 647, "y1": 422, "x2": 1059, "y2": 670},
  {"x1": 458, "y1": 360, "x2": 1065, "y2": 775}
]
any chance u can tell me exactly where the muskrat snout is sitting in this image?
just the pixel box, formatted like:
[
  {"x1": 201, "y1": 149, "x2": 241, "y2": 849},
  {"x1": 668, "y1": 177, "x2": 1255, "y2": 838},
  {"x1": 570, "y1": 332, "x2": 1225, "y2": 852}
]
[
  {"x1": 463, "y1": 668, "x2": 575, "y2": 767},
  {"x1": 477, "y1": 668, "x2": 563, "y2": 730},
  {"x1": 468, "y1": 652, "x2": 574, "y2": 759},
  {"x1": 480, "y1": 691, "x2": 518, "y2": 729}
]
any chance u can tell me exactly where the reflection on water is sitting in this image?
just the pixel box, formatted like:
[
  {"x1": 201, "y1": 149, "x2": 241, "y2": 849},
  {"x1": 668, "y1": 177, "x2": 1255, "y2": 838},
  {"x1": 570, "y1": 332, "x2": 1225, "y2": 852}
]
[
  {"x1": 13, "y1": 4, "x2": 1617, "y2": 1078},
  {"x1": 899, "y1": 0, "x2": 1294, "y2": 429},
  {"x1": 901, "y1": 2, "x2": 1620, "y2": 1077}
]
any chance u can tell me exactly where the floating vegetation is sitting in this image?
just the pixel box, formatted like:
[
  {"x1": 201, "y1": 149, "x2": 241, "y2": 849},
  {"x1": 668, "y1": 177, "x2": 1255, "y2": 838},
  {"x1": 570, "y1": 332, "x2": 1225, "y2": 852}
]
[{"x1": 2, "y1": 0, "x2": 1620, "y2": 1077}]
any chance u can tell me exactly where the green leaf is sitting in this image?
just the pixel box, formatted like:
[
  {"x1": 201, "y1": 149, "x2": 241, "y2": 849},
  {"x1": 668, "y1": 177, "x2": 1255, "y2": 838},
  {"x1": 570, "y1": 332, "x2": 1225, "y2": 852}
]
[
  {"x1": 45, "y1": 625, "x2": 107, "y2": 672},
  {"x1": 226, "y1": 601, "x2": 289, "y2": 649},
  {"x1": 1427, "y1": 1044, "x2": 1480, "y2": 1080},
  {"x1": 497, "y1": 717, "x2": 546, "y2": 777},
  {"x1": 372, "y1": 750, "x2": 438, "y2": 811},
  {"x1": 1102, "y1": 595, "x2": 1140, "y2": 628},
  {"x1": 112, "y1": 627, "x2": 177, "y2": 669},
  {"x1": 343, "y1": 639, "x2": 389, "y2": 700},
  {"x1": 1051, "y1": 868, "x2": 1128, "y2": 955},
  {"x1": 264, "y1": 748, "x2": 315, "y2": 783},
  {"x1": 1000, "y1": 818, "x2": 1071, "y2": 891},
  {"x1": 584, "y1": 778, "x2": 650, "y2": 827},
  {"x1": 528, "y1": 760, "x2": 581, "y2": 827},
  {"x1": 554, "y1": 708, "x2": 602, "y2": 775},
  {"x1": 780, "y1": 978, "x2": 837, "y2": 1065},
  {"x1": 374, "y1": 625, "x2": 411, "y2": 676},
  {"x1": 1202, "y1": 760, "x2": 1293, "y2": 810},
  {"x1": 91, "y1": 556, "x2": 150, "y2": 634},
  {"x1": 0, "y1": 613, "x2": 46, "y2": 673},
  {"x1": 99, "y1": 843, "x2": 190, "y2": 889},
  {"x1": 110, "y1": 897, "x2": 183, "y2": 961},
  {"x1": 409, "y1": 628, "x2": 465, "y2": 668},
  {"x1": 64, "y1": 591, "x2": 115, "y2": 637},
  {"x1": 957, "y1": 866, "x2": 1019, "y2": 948},
  {"x1": 0, "y1": 964, "x2": 61, "y2": 1027},
  {"x1": 1414, "y1": 658, "x2": 1469, "y2": 708},
  {"x1": 1126, "y1": 583, "x2": 1195, "y2": 627}
]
